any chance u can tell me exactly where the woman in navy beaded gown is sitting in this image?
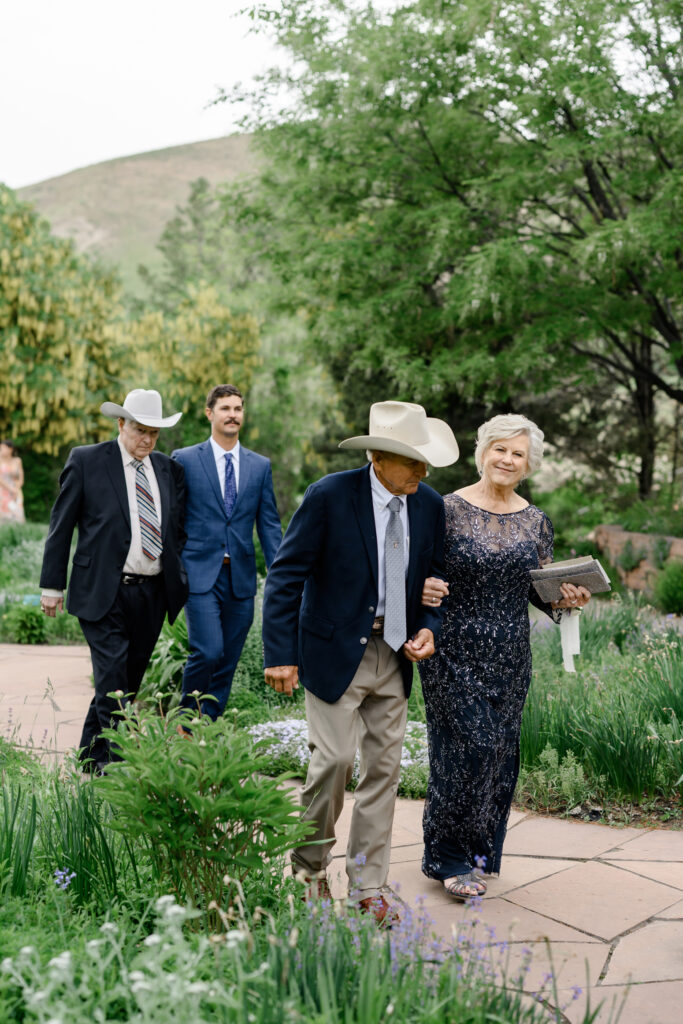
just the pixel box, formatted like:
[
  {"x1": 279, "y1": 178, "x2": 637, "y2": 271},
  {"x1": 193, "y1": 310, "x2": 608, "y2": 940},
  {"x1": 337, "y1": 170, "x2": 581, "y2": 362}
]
[{"x1": 419, "y1": 415, "x2": 590, "y2": 901}]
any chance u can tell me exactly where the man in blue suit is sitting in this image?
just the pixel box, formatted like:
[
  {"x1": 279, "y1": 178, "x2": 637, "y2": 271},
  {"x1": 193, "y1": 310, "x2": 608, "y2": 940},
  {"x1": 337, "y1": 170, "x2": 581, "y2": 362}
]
[
  {"x1": 173, "y1": 384, "x2": 282, "y2": 718},
  {"x1": 263, "y1": 401, "x2": 459, "y2": 925}
]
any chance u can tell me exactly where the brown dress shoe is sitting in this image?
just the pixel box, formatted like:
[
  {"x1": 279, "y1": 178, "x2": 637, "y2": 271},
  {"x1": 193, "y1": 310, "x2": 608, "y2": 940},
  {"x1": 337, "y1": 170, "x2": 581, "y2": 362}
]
[
  {"x1": 358, "y1": 894, "x2": 400, "y2": 927},
  {"x1": 301, "y1": 875, "x2": 332, "y2": 900}
]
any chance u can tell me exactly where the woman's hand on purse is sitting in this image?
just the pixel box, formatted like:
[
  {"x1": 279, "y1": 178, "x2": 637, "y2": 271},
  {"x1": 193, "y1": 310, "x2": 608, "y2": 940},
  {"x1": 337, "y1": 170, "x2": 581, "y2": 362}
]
[{"x1": 422, "y1": 576, "x2": 449, "y2": 608}]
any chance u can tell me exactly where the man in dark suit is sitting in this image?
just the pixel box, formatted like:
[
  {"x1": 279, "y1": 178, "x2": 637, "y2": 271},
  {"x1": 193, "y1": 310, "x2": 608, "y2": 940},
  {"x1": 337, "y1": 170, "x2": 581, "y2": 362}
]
[
  {"x1": 172, "y1": 384, "x2": 282, "y2": 719},
  {"x1": 262, "y1": 401, "x2": 459, "y2": 925},
  {"x1": 40, "y1": 389, "x2": 189, "y2": 770}
]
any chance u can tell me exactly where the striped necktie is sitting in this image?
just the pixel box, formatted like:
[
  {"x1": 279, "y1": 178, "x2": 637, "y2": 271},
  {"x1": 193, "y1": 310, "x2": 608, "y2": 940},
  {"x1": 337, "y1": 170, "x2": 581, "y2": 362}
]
[{"x1": 133, "y1": 460, "x2": 162, "y2": 560}]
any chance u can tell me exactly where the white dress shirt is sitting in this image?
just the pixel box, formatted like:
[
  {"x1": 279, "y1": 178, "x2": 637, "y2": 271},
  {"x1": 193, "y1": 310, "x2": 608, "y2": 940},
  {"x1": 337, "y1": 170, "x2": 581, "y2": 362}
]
[
  {"x1": 370, "y1": 465, "x2": 410, "y2": 617},
  {"x1": 210, "y1": 437, "x2": 241, "y2": 495},
  {"x1": 41, "y1": 436, "x2": 163, "y2": 598},
  {"x1": 118, "y1": 434, "x2": 163, "y2": 576}
]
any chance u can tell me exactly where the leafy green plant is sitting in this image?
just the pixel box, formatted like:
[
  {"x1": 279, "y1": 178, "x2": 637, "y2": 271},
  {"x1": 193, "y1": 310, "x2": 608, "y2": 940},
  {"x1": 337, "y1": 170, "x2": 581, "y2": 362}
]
[
  {"x1": 617, "y1": 539, "x2": 648, "y2": 573},
  {"x1": 96, "y1": 704, "x2": 313, "y2": 922},
  {"x1": 654, "y1": 560, "x2": 683, "y2": 615},
  {"x1": 137, "y1": 613, "x2": 189, "y2": 711},
  {"x1": 651, "y1": 536, "x2": 672, "y2": 570},
  {"x1": 0, "y1": 603, "x2": 47, "y2": 644},
  {"x1": 516, "y1": 744, "x2": 599, "y2": 812}
]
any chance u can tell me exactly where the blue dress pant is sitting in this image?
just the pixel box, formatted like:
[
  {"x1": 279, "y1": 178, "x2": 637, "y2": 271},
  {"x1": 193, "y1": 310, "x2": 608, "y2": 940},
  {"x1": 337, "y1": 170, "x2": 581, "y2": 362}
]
[{"x1": 180, "y1": 561, "x2": 254, "y2": 719}]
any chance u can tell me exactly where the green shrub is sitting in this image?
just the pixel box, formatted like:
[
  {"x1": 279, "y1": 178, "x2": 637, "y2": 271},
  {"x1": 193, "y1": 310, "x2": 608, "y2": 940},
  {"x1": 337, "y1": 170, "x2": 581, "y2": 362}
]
[
  {"x1": 97, "y1": 706, "x2": 313, "y2": 924},
  {"x1": 516, "y1": 744, "x2": 601, "y2": 811},
  {"x1": 655, "y1": 560, "x2": 683, "y2": 615},
  {"x1": 0, "y1": 603, "x2": 47, "y2": 644},
  {"x1": 137, "y1": 613, "x2": 189, "y2": 712},
  {"x1": 617, "y1": 538, "x2": 647, "y2": 573},
  {"x1": 652, "y1": 536, "x2": 672, "y2": 570}
]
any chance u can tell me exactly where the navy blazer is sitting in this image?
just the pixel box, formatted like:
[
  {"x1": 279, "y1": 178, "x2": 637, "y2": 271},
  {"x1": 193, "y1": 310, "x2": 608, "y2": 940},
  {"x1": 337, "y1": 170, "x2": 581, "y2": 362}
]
[
  {"x1": 40, "y1": 440, "x2": 188, "y2": 623},
  {"x1": 262, "y1": 464, "x2": 446, "y2": 702},
  {"x1": 172, "y1": 441, "x2": 282, "y2": 597}
]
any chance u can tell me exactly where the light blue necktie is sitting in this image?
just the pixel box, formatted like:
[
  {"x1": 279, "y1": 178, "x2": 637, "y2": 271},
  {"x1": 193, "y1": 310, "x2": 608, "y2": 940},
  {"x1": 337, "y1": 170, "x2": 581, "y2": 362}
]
[{"x1": 384, "y1": 497, "x2": 406, "y2": 651}]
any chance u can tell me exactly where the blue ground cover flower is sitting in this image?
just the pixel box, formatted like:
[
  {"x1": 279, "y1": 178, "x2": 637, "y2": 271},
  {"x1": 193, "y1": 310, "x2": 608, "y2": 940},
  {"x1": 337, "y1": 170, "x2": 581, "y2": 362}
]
[{"x1": 247, "y1": 718, "x2": 429, "y2": 792}]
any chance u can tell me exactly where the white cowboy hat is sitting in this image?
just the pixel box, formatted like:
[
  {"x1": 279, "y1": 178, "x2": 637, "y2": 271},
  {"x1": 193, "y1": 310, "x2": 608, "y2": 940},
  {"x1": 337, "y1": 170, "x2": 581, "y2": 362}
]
[
  {"x1": 100, "y1": 389, "x2": 182, "y2": 428},
  {"x1": 339, "y1": 401, "x2": 459, "y2": 467}
]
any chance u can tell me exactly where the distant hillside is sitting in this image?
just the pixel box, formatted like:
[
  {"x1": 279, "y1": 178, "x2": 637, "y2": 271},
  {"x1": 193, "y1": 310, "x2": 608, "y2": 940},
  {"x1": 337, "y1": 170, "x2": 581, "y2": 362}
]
[{"x1": 17, "y1": 134, "x2": 256, "y2": 294}]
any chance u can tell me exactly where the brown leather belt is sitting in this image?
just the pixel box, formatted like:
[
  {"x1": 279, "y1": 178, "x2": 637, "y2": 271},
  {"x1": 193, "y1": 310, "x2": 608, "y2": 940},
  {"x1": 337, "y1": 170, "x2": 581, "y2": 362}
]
[
  {"x1": 371, "y1": 616, "x2": 384, "y2": 636},
  {"x1": 222, "y1": 555, "x2": 230, "y2": 564}
]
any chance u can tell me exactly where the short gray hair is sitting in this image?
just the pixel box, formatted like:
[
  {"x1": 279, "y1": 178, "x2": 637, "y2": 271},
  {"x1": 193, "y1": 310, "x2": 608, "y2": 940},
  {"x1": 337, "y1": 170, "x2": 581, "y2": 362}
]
[{"x1": 474, "y1": 414, "x2": 544, "y2": 477}]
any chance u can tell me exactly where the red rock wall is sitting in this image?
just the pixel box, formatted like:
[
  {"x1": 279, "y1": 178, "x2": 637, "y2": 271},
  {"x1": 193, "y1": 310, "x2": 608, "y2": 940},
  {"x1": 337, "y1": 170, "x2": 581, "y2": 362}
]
[{"x1": 592, "y1": 524, "x2": 683, "y2": 593}]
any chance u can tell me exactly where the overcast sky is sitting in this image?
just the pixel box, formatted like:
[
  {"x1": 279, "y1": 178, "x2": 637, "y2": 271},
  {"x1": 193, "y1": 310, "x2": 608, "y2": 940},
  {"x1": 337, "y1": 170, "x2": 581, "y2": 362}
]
[{"x1": 0, "y1": 0, "x2": 283, "y2": 189}]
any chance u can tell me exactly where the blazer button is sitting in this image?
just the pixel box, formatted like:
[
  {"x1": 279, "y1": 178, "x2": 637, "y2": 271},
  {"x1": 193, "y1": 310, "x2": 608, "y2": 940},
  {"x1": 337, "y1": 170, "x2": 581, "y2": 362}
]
[
  {"x1": 368, "y1": 606, "x2": 375, "y2": 613},
  {"x1": 360, "y1": 637, "x2": 368, "y2": 645}
]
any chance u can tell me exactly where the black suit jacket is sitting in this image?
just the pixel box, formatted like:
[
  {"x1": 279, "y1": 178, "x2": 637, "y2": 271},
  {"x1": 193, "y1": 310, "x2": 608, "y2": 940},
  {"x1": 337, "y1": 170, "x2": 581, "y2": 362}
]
[
  {"x1": 40, "y1": 440, "x2": 188, "y2": 623},
  {"x1": 262, "y1": 464, "x2": 446, "y2": 702}
]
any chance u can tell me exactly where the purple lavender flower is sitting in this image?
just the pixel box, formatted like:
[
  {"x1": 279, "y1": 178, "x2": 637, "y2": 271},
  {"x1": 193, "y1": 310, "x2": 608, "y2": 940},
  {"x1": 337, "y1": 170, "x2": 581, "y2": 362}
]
[{"x1": 53, "y1": 868, "x2": 76, "y2": 890}]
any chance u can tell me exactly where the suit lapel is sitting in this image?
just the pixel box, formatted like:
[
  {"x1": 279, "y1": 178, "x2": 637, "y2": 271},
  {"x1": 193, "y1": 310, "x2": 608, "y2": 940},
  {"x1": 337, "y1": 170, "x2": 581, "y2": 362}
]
[
  {"x1": 104, "y1": 441, "x2": 131, "y2": 528},
  {"x1": 351, "y1": 465, "x2": 378, "y2": 589},
  {"x1": 198, "y1": 440, "x2": 225, "y2": 513},
  {"x1": 150, "y1": 452, "x2": 171, "y2": 539}
]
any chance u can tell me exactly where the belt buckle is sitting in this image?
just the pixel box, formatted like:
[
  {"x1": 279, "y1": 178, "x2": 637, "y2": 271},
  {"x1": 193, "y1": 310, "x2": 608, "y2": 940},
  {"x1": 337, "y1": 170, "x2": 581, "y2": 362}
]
[{"x1": 121, "y1": 574, "x2": 137, "y2": 585}]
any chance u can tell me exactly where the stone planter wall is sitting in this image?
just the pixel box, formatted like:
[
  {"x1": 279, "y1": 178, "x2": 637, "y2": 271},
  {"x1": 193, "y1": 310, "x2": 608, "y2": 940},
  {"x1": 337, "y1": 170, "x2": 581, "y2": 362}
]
[{"x1": 592, "y1": 524, "x2": 683, "y2": 593}]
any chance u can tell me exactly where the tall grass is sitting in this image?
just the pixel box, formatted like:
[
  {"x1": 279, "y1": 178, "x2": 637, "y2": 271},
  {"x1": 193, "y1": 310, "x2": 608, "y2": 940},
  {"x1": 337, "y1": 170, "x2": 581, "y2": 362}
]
[
  {"x1": 0, "y1": 785, "x2": 37, "y2": 897},
  {"x1": 522, "y1": 598, "x2": 683, "y2": 804}
]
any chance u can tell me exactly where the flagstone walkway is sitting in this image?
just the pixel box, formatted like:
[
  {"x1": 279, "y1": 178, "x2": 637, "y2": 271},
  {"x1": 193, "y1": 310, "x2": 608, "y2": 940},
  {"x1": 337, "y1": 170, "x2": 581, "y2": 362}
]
[{"x1": 2, "y1": 642, "x2": 683, "y2": 1023}]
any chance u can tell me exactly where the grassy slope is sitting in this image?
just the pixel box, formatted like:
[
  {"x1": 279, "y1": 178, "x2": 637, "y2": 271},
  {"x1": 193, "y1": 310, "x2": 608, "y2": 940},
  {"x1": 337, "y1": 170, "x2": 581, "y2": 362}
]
[{"x1": 17, "y1": 133, "x2": 255, "y2": 294}]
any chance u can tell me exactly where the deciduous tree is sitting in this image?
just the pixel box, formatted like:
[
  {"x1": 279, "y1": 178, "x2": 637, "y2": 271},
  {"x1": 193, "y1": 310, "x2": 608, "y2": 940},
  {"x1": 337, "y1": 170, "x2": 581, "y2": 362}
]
[{"x1": 225, "y1": 0, "x2": 682, "y2": 496}]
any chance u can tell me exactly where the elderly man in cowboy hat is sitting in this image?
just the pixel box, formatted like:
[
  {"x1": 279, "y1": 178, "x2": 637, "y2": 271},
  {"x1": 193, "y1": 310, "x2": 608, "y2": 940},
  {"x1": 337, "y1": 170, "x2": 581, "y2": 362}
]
[
  {"x1": 262, "y1": 400, "x2": 458, "y2": 925},
  {"x1": 40, "y1": 389, "x2": 189, "y2": 771}
]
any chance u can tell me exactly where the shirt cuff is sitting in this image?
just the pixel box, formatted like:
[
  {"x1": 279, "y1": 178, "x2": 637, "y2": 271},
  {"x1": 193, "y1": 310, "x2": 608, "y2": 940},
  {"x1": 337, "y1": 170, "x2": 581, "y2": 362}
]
[{"x1": 41, "y1": 589, "x2": 63, "y2": 598}]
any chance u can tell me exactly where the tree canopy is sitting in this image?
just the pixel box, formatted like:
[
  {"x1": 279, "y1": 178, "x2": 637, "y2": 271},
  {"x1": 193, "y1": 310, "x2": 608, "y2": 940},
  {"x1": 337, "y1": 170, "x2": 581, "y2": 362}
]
[
  {"x1": 0, "y1": 185, "x2": 130, "y2": 453},
  {"x1": 225, "y1": 0, "x2": 683, "y2": 496}
]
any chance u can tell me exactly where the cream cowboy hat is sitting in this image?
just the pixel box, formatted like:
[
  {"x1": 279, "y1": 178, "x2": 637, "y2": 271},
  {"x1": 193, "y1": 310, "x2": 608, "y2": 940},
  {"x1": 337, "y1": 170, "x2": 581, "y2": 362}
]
[
  {"x1": 100, "y1": 389, "x2": 182, "y2": 428},
  {"x1": 339, "y1": 401, "x2": 459, "y2": 467}
]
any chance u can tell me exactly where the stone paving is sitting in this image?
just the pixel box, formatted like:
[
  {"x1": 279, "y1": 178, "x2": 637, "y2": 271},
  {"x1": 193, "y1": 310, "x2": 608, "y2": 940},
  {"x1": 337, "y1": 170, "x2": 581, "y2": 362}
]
[{"x1": 2, "y1": 642, "x2": 683, "y2": 1023}]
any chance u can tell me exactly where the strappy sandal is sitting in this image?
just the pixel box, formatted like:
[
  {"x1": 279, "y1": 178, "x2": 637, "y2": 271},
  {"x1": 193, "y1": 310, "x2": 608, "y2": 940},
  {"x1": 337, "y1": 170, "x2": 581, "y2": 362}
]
[{"x1": 443, "y1": 872, "x2": 487, "y2": 901}]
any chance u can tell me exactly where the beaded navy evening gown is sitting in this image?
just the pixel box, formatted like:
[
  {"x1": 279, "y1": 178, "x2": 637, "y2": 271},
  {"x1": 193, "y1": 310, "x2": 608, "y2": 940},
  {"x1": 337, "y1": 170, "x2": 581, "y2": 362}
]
[{"x1": 418, "y1": 493, "x2": 556, "y2": 879}]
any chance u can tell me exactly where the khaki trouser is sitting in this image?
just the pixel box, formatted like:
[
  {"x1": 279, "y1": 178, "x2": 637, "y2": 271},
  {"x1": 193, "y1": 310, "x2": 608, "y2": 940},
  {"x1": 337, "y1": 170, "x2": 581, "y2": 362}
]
[{"x1": 291, "y1": 637, "x2": 407, "y2": 900}]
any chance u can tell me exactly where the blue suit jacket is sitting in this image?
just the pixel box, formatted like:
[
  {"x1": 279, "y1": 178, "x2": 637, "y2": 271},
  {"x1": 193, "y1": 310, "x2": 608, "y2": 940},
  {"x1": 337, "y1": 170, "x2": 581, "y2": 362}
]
[
  {"x1": 262, "y1": 464, "x2": 446, "y2": 702},
  {"x1": 171, "y1": 441, "x2": 282, "y2": 597}
]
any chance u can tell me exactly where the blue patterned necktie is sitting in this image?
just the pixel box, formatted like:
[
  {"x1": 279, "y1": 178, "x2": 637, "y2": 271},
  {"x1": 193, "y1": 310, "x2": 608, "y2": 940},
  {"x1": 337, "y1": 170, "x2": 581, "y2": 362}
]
[
  {"x1": 384, "y1": 496, "x2": 406, "y2": 651},
  {"x1": 224, "y1": 452, "x2": 236, "y2": 519},
  {"x1": 133, "y1": 460, "x2": 162, "y2": 560}
]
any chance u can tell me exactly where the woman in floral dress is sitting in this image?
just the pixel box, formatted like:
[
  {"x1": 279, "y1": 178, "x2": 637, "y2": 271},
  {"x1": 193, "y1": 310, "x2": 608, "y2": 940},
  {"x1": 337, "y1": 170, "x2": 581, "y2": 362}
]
[
  {"x1": 419, "y1": 415, "x2": 590, "y2": 901},
  {"x1": 0, "y1": 440, "x2": 25, "y2": 523}
]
